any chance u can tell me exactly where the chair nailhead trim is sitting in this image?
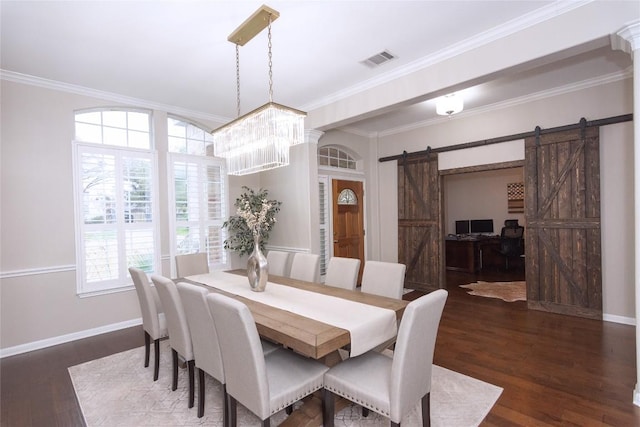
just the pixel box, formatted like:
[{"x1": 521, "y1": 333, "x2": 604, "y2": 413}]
[
  {"x1": 271, "y1": 385, "x2": 323, "y2": 415},
  {"x1": 324, "y1": 386, "x2": 389, "y2": 416}
]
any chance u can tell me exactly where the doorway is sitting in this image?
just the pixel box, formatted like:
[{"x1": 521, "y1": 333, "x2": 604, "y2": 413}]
[{"x1": 332, "y1": 179, "x2": 365, "y2": 283}]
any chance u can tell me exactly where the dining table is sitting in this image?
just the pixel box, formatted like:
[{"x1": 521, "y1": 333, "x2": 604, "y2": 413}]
[
  {"x1": 180, "y1": 269, "x2": 410, "y2": 426},
  {"x1": 182, "y1": 269, "x2": 408, "y2": 363}
]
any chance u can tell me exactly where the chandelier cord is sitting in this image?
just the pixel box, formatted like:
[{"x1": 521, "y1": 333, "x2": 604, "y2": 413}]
[
  {"x1": 267, "y1": 14, "x2": 273, "y2": 103},
  {"x1": 235, "y1": 44, "x2": 241, "y2": 117}
]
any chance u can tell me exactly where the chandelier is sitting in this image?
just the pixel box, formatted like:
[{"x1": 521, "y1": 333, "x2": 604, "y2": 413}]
[{"x1": 212, "y1": 5, "x2": 306, "y2": 176}]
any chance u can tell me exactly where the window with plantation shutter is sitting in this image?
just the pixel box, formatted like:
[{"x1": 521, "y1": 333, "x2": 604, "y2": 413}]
[
  {"x1": 167, "y1": 117, "x2": 228, "y2": 276},
  {"x1": 318, "y1": 175, "x2": 330, "y2": 278},
  {"x1": 73, "y1": 108, "x2": 159, "y2": 295}
]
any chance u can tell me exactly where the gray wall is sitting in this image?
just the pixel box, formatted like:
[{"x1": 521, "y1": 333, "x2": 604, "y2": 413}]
[{"x1": 444, "y1": 168, "x2": 525, "y2": 236}]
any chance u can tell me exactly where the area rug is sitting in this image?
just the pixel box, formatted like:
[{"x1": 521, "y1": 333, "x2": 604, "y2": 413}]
[
  {"x1": 460, "y1": 281, "x2": 526, "y2": 302},
  {"x1": 69, "y1": 341, "x2": 502, "y2": 426}
]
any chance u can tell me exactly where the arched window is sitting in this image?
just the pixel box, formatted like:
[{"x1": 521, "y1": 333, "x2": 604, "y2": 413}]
[
  {"x1": 167, "y1": 116, "x2": 214, "y2": 156},
  {"x1": 167, "y1": 117, "x2": 227, "y2": 275},
  {"x1": 318, "y1": 146, "x2": 356, "y2": 170},
  {"x1": 73, "y1": 108, "x2": 158, "y2": 295},
  {"x1": 75, "y1": 109, "x2": 151, "y2": 149}
]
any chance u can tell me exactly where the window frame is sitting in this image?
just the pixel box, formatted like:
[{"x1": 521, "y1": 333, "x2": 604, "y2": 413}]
[
  {"x1": 318, "y1": 146, "x2": 358, "y2": 170},
  {"x1": 72, "y1": 107, "x2": 159, "y2": 296},
  {"x1": 166, "y1": 116, "x2": 229, "y2": 277},
  {"x1": 72, "y1": 141, "x2": 161, "y2": 297},
  {"x1": 74, "y1": 107, "x2": 153, "y2": 149}
]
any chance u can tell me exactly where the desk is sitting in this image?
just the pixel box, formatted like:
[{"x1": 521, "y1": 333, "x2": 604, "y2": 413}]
[
  {"x1": 183, "y1": 270, "x2": 408, "y2": 362},
  {"x1": 445, "y1": 236, "x2": 502, "y2": 273}
]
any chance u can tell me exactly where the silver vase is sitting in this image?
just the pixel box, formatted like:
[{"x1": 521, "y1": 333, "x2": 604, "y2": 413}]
[{"x1": 247, "y1": 234, "x2": 268, "y2": 292}]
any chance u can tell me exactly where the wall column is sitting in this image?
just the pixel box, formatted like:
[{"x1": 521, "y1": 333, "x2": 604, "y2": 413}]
[
  {"x1": 305, "y1": 129, "x2": 325, "y2": 255},
  {"x1": 612, "y1": 20, "x2": 640, "y2": 406}
]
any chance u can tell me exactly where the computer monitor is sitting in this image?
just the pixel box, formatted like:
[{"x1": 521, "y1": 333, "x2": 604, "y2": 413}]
[
  {"x1": 455, "y1": 220, "x2": 470, "y2": 235},
  {"x1": 470, "y1": 219, "x2": 494, "y2": 234}
]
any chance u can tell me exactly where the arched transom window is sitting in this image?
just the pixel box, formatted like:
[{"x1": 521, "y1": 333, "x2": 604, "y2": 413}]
[{"x1": 318, "y1": 146, "x2": 356, "y2": 170}]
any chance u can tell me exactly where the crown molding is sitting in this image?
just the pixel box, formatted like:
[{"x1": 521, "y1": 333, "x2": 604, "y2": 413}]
[
  {"x1": 335, "y1": 126, "x2": 374, "y2": 139},
  {"x1": 305, "y1": 129, "x2": 325, "y2": 144},
  {"x1": 611, "y1": 20, "x2": 640, "y2": 54},
  {"x1": 302, "y1": 0, "x2": 592, "y2": 112},
  {"x1": 0, "y1": 69, "x2": 228, "y2": 124}
]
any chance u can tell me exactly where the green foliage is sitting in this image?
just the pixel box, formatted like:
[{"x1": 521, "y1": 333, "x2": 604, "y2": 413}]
[{"x1": 223, "y1": 187, "x2": 281, "y2": 256}]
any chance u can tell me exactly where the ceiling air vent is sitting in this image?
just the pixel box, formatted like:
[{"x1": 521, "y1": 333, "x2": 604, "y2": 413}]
[{"x1": 362, "y1": 50, "x2": 396, "y2": 68}]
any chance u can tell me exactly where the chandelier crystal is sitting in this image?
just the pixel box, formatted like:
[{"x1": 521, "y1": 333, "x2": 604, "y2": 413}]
[
  {"x1": 212, "y1": 5, "x2": 306, "y2": 176},
  {"x1": 213, "y1": 102, "x2": 305, "y2": 175}
]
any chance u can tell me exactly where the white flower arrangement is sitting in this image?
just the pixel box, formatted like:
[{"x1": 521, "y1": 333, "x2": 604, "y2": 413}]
[
  {"x1": 222, "y1": 187, "x2": 281, "y2": 256},
  {"x1": 238, "y1": 198, "x2": 277, "y2": 238}
]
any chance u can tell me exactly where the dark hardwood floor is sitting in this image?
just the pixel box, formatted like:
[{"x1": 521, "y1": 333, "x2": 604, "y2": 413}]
[{"x1": 2, "y1": 269, "x2": 638, "y2": 426}]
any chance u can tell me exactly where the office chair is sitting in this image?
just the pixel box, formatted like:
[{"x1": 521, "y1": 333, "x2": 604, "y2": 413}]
[{"x1": 498, "y1": 219, "x2": 524, "y2": 269}]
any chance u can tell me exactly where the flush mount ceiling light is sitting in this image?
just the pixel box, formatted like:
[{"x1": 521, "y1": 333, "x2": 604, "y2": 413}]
[
  {"x1": 212, "y1": 5, "x2": 306, "y2": 176},
  {"x1": 435, "y1": 93, "x2": 464, "y2": 116}
]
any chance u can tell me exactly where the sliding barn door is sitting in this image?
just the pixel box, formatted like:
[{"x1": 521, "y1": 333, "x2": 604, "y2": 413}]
[
  {"x1": 398, "y1": 154, "x2": 443, "y2": 292},
  {"x1": 524, "y1": 126, "x2": 602, "y2": 319}
]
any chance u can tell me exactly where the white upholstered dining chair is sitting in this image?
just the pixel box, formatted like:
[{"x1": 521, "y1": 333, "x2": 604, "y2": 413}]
[
  {"x1": 323, "y1": 289, "x2": 448, "y2": 427},
  {"x1": 177, "y1": 282, "x2": 280, "y2": 420},
  {"x1": 151, "y1": 275, "x2": 196, "y2": 409},
  {"x1": 207, "y1": 293, "x2": 329, "y2": 427},
  {"x1": 266, "y1": 250, "x2": 291, "y2": 277},
  {"x1": 361, "y1": 260, "x2": 407, "y2": 300},
  {"x1": 289, "y1": 253, "x2": 321, "y2": 283},
  {"x1": 175, "y1": 252, "x2": 209, "y2": 278},
  {"x1": 324, "y1": 257, "x2": 361, "y2": 291},
  {"x1": 176, "y1": 282, "x2": 226, "y2": 420},
  {"x1": 129, "y1": 267, "x2": 168, "y2": 381}
]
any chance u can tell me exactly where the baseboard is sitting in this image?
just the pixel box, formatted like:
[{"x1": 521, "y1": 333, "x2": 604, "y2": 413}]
[
  {"x1": 634, "y1": 384, "x2": 640, "y2": 407},
  {"x1": 0, "y1": 318, "x2": 142, "y2": 359},
  {"x1": 603, "y1": 313, "x2": 636, "y2": 326}
]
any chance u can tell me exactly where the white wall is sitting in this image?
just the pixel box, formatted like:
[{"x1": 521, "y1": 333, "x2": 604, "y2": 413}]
[
  {"x1": 261, "y1": 142, "x2": 315, "y2": 253},
  {"x1": 0, "y1": 76, "x2": 327, "y2": 353},
  {"x1": 0, "y1": 80, "x2": 228, "y2": 353},
  {"x1": 600, "y1": 122, "x2": 635, "y2": 321},
  {"x1": 374, "y1": 78, "x2": 635, "y2": 321},
  {"x1": 439, "y1": 140, "x2": 524, "y2": 170},
  {"x1": 0, "y1": 81, "x2": 143, "y2": 351},
  {"x1": 1, "y1": 70, "x2": 635, "y2": 356},
  {"x1": 308, "y1": 1, "x2": 639, "y2": 130}
]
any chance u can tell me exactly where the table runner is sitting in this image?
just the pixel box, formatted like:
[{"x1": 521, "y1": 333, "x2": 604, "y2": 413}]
[{"x1": 185, "y1": 271, "x2": 398, "y2": 357}]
